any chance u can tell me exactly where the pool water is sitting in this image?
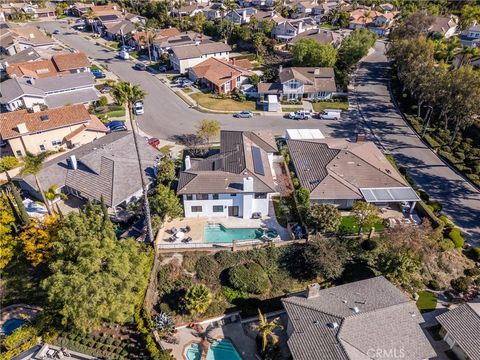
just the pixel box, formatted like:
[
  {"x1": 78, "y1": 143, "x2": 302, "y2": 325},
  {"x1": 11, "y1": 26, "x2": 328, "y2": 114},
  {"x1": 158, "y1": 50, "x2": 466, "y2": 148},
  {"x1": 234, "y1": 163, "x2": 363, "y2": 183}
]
[
  {"x1": 204, "y1": 224, "x2": 264, "y2": 243},
  {"x1": 185, "y1": 343, "x2": 202, "y2": 360},
  {"x1": 207, "y1": 339, "x2": 242, "y2": 360},
  {"x1": 2, "y1": 318, "x2": 26, "y2": 335}
]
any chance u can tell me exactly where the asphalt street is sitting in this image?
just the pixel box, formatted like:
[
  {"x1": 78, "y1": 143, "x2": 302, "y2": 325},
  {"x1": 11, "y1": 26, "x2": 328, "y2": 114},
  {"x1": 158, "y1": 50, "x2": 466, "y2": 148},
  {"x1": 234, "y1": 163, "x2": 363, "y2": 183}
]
[
  {"x1": 353, "y1": 41, "x2": 480, "y2": 242},
  {"x1": 39, "y1": 21, "x2": 358, "y2": 141}
]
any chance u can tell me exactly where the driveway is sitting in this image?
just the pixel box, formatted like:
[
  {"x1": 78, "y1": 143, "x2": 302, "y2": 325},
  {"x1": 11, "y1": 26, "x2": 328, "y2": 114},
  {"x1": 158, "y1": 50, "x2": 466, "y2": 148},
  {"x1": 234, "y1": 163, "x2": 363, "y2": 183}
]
[
  {"x1": 38, "y1": 21, "x2": 357, "y2": 141},
  {"x1": 353, "y1": 41, "x2": 480, "y2": 243}
]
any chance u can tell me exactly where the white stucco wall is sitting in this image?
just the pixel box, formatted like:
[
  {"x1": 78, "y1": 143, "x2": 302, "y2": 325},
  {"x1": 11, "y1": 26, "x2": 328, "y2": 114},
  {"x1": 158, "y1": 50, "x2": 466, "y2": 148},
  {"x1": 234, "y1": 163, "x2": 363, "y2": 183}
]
[{"x1": 173, "y1": 51, "x2": 230, "y2": 73}]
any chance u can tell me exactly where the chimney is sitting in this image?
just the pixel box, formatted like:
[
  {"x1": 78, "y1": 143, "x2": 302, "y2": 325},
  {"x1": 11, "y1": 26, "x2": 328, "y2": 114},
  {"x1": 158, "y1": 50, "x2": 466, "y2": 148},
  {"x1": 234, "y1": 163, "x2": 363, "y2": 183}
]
[
  {"x1": 185, "y1": 155, "x2": 191, "y2": 170},
  {"x1": 352, "y1": 306, "x2": 360, "y2": 314},
  {"x1": 298, "y1": 21, "x2": 303, "y2": 33},
  {"x1": 279, "y1": 65, "x2": 283, "y2": 73},
  {"x1": 69, "y1": 155, "x2": 78, "y2": 170},
  {"x1": 314, "y1": 68, "x2": 320, "y2": 76},
  {"x1": 306, "y1": 283, "x2": 321, "y2": 299},
  {"x1": 17, "y1": 123, "x2": 28, "y2": 134},
  {"x1": 242, "y1": 9, "x2": 247, "y2": 22},
  {"x1": 243, "y1": 177, "x2": 253, "y2": 192},
  {"x1": 356, "y1": 133, "x2": 366, "y2": 142},
  {"x1": 32, "y1": 104, "x2": 41, "y2": 113}
]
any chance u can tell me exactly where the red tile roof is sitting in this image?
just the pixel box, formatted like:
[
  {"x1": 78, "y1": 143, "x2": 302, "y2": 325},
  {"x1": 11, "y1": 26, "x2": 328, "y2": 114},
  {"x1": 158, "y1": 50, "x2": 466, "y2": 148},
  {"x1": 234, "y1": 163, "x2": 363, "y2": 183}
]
[
  {"x1": 52, "y1": 52, "x2": 90, "y2": 72},
  {"x1": 191, "y1": 57, "x2": 253, "y2": 87}
]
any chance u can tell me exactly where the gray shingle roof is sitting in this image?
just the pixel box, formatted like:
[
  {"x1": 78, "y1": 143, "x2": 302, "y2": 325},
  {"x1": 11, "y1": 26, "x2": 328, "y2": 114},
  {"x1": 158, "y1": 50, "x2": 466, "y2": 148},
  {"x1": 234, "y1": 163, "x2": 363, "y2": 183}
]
[
  {"x1": 172, "y1": 42, "x2": 231, "y2": 60},
  {"x1": 282, "y1": 277, "x2": 437, "y2": 360},
  {"x1": 16, "y1": 132, "x2": 160, "y2": 207},
  {"x1": 0, "y1": 47, "x2": 41, "y2": 67},
  {"x1": 436, "y1": 303, "x2": 480, "y2": 360},
  {"x1": 177, "y1": 130, "x2": 276, "y2": 195}
]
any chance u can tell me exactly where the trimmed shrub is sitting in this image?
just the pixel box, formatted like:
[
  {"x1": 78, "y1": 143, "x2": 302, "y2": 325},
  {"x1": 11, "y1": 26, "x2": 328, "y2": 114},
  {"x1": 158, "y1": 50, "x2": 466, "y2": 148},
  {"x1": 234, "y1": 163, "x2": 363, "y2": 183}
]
[
  {"x1": 195, "y1": 255, "x2": 220, "y2": 282},
  {"x1": 427, "y1": 201, "x2": 443, "y2": 215},
  {"x1": 106, "y1": 338, "x2": 114, "y2": 345},
  {"x1": 0, "y1": 156, "x2": 19, "y2": 172},
  {"x1": 228, "y1": 262, "x2": 270, "y2": 294},
  {"x1": 451, "y1": 276, "x2": 471, "y2": 293},
  {"x1": 448, "y1": 228, "x2": 464, "y2": 248},
  {"x1": 464, "y1": 267, "x2": 480, "y2": 277},
  {"x1": 427, "y1": 279, "x2": 441, "y2": 291},
  {"x1": 98, "y1": 96, "x2": 108, "y2": 107},
  {"x1": 361, "y1": 239, "x2": 378, "y2": 251},
  {"x1": 439, "y1": 239, "x2": 455, "y2": 252}
]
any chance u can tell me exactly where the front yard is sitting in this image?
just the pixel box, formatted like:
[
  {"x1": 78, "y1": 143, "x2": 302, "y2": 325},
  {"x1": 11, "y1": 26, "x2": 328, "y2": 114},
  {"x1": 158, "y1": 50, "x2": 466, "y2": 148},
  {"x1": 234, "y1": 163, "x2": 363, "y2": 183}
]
[
  {"x1": 312, "y1": 100, "x2": 349, "y2": 112},
  {"x1": 340, "y1": 215, "x2": 385, "y2": 233},
  {"x1": 190, "y1": 92, "x2": 257, "y2": 112}
]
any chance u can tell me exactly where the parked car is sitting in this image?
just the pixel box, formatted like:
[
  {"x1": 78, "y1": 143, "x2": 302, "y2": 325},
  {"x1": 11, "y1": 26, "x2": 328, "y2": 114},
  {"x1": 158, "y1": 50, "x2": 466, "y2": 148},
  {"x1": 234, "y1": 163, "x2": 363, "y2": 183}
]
[
  {"x1": 119, "y1": 51, "x2": 129, "y2": 60},
  {"x1": 100, "y1": 85, "x2": 112, "y2": 93},
  {"x1": 120, "y1": 45, "x2": 135, "y2": 52},
  {"x1": 134, "y1": 101, "x2": 144, "y2": 115},
  {"x1": 91, "y1": 69, "x2": 106, "y2": 79},
  {"x1": 53, "y1": 30, "x2": 60, "y2": 35},
  {"x1": 134, "y1": 62, "x2": 146, "y2": 71},
  {"x1": 234, "y1": 111, "x2": 253, "y2": 118},
  {"x1": 75, "y1": 25, "x2": 85, "y2": 31},
  {"x1": 289, "y1": 111, "x2": 311, "y2": 120},
  {"x1": 158, "y1": 65, "x2": 167, "y2": 72},
  {"x1": 107, "y1": 120, "x2": 127, "y2": 132},
  {"x1": 147, "y1": 137, "x2": 160, "y2": 148},
  {"x1": 319, "y1": 109, "x2": 341, "y2": 120}
]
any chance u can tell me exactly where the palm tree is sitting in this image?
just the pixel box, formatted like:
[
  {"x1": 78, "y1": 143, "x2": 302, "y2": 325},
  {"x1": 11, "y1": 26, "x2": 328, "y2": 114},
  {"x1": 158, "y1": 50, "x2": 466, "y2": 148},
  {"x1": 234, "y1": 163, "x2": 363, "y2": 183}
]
[
  {"x1": 20, "y1": 151, "x2": 53, "y2": 215},
  {"x1": 44, "y1": 184, "x2": 67, "y2": 212},
  {"x1": 184, "y1": 284, "x2": 212, "y2": 315},
  {"x1": 257, "y1": 309, "x2": 282, "y2": 352},
  {"x1": 360, "y1": 10, "x2": 373, "y2": 26},
  {"x1": 111, "y1": 82, "x2": 154, "y2": 242}
]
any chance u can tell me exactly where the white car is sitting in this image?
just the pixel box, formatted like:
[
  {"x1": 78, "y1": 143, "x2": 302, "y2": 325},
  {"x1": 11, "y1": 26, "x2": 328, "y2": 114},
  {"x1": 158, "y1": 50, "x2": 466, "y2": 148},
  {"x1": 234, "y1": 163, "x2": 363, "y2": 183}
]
[
  {"x1": 134, "y1": 101, "x2": 144, "y2": 115},
  {"x1": 319, "y1": 109, "x2": 341, "y2": 120},
  {"x1": 119, "y1": 50, "x2": 129, "y2": 60},
  {"x1": 289, "y1": 111, "x2": 311, "y2": 120}
]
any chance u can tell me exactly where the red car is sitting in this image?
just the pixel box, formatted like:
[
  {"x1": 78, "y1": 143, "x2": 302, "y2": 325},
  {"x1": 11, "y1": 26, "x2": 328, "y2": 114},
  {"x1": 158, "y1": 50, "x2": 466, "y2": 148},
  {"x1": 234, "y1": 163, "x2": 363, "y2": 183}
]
[{"x1": 148, "y1": 138, "x2": 160, "y2": 148}]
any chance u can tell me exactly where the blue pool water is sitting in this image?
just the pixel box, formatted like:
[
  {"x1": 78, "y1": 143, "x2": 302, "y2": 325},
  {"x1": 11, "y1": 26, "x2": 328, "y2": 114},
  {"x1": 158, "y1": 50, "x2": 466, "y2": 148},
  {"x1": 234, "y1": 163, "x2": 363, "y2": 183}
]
[
  {"x1": 206, "y1": 339, "x2": 242, "y2": 360},
  {"x1": 2, "y1": 318, "x2": 26, "y2": 335},
  {"x1": 185, "y1": 343, "x2": 202, "y2": 360},
  {"x1": 204, "y1": 224, "x2": 264, "y2": 243}
]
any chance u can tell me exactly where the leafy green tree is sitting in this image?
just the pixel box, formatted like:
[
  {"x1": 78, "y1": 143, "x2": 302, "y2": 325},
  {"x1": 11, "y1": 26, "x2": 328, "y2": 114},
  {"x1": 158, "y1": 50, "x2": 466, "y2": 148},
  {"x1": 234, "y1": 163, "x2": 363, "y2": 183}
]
[
  {"x1": 292, "y1": 38, "x2": 337, "y2": 67},
  {"x1": 295, "y1": 187, "x2": 310, "y2": 208},
  {"x1": 20, "y1": 214, "x2": 60, "y2": 267},
  {"x1": 196, "y1": 119, "x2": 221, "y2": 144},
  {"x1": 184, "y1": 284, "x2": 212, "y2": 315},
  {"x1": 55, "y1": 2, "x2": 67, "y2": 16},
  {"x1": 351, "y1": 201, "x2": 380, "y2": 234},
  {"x1": 0, "y1": 192, "x2": 17, "y2": 269},
  {"x1": 390, "y1": 11, "x2": 434, "y2": 40},
  {"x1": 459, "y1": 4, "x2": 480, "y2": 30},
  {"x1": 337, "y1": 28, "x2": 377, "y2": 71},
  {"x1": 228, "y1": 262, "x2": 270, "y2": 294},
  {"x1": 150, "y1": 184, "x2": 183, "y2": 221},
  {"x1": 0, "y1": 156, "x2": 19, "y2": 172},
  {"x1": 301, "y1": 234, "x2": 348, "y2": 280},
  {"x1": 249, "y1": 74, "x2": 260, "y2": 86},
  {"x1": 157, "y1": 157, "x2": 176, "y2": 186},
  {"x1": 257, "y1": 309, "x2": 282, "y2": 352},
  {"x1": 42, "y1": 203, "x2": 150, "y2": 331},
  {"x1": 306, "y1": 204, "x2": 341, "y2": 234},
  {"x1": 20, "y1": 151, "x2": 53, "y2": 215}
]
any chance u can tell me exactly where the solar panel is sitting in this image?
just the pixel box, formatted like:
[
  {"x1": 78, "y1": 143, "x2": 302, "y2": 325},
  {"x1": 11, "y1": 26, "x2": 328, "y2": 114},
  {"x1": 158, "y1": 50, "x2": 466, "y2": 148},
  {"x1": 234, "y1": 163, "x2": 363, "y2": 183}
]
[
  {"x1": 360, "y1": 187, "x2": 420, "y2": 202},
  {"x1": 251, "y1": 146, "x2": 264, "y2": 176}
]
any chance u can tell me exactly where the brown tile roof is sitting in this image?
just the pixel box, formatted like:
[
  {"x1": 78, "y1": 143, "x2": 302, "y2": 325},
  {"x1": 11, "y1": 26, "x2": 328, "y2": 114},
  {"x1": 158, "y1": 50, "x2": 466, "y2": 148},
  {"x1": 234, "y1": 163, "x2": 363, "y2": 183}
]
[
  {"x1": 287, "y1": 139, "x2": 408, "y2": 200},
  {"x1": 0, "y1": 104, "x2": 92, "y2": 140},
  {"x1": 159, "y1": 27, "x2": 181, "y2": 37},
  {"x1": 190, "y1": 57, "x2": 253, "y2": 87},
  {"x1": 64, "y1": 115, "x2": 108, "y2": 141},
  {"x1": 52, "y1": 52, "x2": 90, "y2": 72},
  {"x1": 177, "y1": 131, "x2": 276, "y2": 194},
  {"x1": 7, "y1": 59, "x2": 58, "y2": 78},
  {"x1": 9, "y1": 26, "x2": 54, "y2": 46}
]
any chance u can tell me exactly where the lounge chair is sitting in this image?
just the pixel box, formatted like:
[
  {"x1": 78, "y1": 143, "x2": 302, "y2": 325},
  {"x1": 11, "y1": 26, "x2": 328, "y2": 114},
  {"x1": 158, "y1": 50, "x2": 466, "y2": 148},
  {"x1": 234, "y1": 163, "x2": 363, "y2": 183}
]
[
  {"x1": 169, "y1": 235, "x2": 176, "y2": 242},
  {"x1": 169, "y1": 227, "x2": 177, "y2": 234},
  {"x1": 184, "y1": 237, "x2": 192, "y2": 243}
]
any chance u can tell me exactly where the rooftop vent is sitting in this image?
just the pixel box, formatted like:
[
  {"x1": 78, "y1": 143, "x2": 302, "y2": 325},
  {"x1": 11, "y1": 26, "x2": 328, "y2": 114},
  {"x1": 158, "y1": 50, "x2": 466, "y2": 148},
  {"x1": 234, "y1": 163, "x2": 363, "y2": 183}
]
[
  {"x1": 40, "y1": 115, "x2": 49, "y2": 121},
  {"x1": 327, "y1": 322, "x2": 338, "y2": 329},
  {"x1": 352, "y1": 306, "x2": 360, "y2": 313}
]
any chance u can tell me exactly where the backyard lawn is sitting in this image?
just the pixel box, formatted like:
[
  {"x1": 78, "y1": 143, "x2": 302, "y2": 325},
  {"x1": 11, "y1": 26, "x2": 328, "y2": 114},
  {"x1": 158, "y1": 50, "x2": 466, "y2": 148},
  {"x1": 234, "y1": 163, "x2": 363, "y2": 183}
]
[
  {"x1": 340, "y1": 215, "x2": 385, "y2": 233},
  {"x1": 312, "y1": 101, "x2": 349, "y2": 112},
  {"x1": 190, "y1": 92, "x2": 257, "y2": 112},
  {"x1": 416, "y1": 291, "x2": 438, "y2": 313}
]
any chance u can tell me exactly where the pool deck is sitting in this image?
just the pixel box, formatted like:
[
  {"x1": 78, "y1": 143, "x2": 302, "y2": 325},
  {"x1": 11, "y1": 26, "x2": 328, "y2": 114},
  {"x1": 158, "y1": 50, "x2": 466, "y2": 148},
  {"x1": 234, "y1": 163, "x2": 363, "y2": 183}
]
[{"x1": 0, "y1": 304, "x2": 42, "y2": 330}]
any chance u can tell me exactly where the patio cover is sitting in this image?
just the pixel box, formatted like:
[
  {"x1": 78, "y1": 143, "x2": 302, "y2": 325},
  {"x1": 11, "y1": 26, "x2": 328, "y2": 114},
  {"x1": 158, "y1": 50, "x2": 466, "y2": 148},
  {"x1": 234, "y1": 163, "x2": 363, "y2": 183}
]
[
  {"x1": 286, "y1": 128, "x2": 325, "y2": 140},
  {"x1": 360, "y1": 187, "x2": 420, "y2": 203}
]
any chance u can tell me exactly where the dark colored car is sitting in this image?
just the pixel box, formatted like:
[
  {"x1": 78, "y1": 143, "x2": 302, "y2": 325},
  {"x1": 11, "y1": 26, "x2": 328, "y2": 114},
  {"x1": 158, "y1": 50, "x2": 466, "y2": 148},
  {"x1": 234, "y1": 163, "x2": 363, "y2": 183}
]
[
  {"x1": 53, "y1": 30, "x2": 60, "y2": 35},
  {"x1": 91, "y1": 69, "x2": 106, "y2": 79},
  {"x1": 234, "y1": 111, "x2": 253, "y2": 118},
  {"x1": 106, "y1": 120, "x2": 127, "y2": 132},
  {"x1": 134, "y1": 62, "x2": 146, "y2": 71}
]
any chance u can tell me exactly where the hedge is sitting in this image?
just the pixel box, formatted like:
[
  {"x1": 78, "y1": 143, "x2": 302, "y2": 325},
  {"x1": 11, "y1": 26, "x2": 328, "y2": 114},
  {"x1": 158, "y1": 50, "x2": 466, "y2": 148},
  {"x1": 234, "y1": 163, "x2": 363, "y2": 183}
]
[
  {"x1": 0, "y1": 156, "x2": 19, "y2": 172},
  {"x1": 228, "y1": 262, "x2": 270, "y2": 295},
  {"x1": 448, "y1": 228, "x2": 465, "y2": 248}
]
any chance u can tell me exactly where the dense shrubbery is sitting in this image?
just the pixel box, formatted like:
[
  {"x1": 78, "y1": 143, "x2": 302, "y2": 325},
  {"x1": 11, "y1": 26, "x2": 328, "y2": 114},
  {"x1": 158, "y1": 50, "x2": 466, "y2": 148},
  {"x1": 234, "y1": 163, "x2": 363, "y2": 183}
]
[
  {"x1": 228, "y1": 262, "x2": 270, "y2": 295},
  {"x1": 451, "y1": 276, "x2": 471, "y2": 293},
  {"x1": 448, "y1": 228, "x2": 465, "y2": 248},
  {"x1": 0, "y1": 156, "x2": 19, "y2": 172},
  {"x1": 195, "y1": 255, "x2": 220, "y2": 282}
]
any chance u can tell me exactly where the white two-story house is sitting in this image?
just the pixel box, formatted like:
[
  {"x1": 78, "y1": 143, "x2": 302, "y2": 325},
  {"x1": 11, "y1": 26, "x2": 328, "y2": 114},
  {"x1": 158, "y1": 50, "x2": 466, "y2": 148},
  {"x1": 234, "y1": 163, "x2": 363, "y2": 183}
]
[
  {"x1": 177, "y1": 130, "x2": 278, "y2": 219},
  {"x1": 170, "y1": 41, "x2": 231, "y2": 73},
  {"x1": 460, "y1": 22, "x2": 480, "y2": 47}
]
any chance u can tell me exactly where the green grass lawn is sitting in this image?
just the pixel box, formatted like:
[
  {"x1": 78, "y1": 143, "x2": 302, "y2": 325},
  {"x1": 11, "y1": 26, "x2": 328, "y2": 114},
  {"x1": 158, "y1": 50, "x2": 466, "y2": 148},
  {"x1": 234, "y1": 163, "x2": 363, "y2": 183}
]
[
  {"x1": 190, "y1": 92, "x2": 257, "y2": 112},
  {"x1": 106, "y1": 110, "x2": 125, "y2": 118},
  {"x1": 312, "y1": 101, "x2": 349, "y2": 112},
  {"x1": 340, "y1": 215, "x2": 385, "y2": 234},
  {"x1": 283, "y1": 107, "x2": 303, "y2": 112},
  {"x1": 416, "y1": 291, "x2": 438, "y2": 313}
]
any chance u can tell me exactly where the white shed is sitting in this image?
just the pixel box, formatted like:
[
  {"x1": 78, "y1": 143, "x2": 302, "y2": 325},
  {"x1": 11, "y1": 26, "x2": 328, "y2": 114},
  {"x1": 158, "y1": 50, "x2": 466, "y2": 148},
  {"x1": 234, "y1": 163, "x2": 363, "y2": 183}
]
[{"x1": 266, "y1": 95, "x2": 279, "y2": 112}]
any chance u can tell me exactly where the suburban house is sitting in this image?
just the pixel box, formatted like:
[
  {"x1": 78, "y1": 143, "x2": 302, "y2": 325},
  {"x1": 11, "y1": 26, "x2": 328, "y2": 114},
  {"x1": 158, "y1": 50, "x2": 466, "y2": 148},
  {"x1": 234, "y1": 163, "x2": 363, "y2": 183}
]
[
  {"x1": 460, "y1": 22, "x2": 480, "y2": 47},
  {"x1": 69, "y1": 2, "x2": 94, "y2": 17},
  {"x1": 6, "y1": 52, "x2": 90, "y2": 79},
  {"x1": 103, "y1": 20, "x2": 137, "y2": 41},
  {"x1": 290, "y1": 28, "x2": 347, "y2": 47},
  {"x1": 12, "y1": 343, "x2": 95, "y2": 360},
  {"x1": 188, "y1": 58, "x2": 254, "y2": 94},
  {"x1": 224, "y1": 7, "x2": 257, "y2": 24},
  {"x1": 0, "y1": 72, "x2": 99, "y2": 112},
  {"x1": 152, "y1": 30, "x2": 208, "y2": 59},
  {"x1": 171, "y1": 4, "x2": 205, "y2": 17},
  {"x1": 170, "y1": 41, "x2": 231, "y2": 73},
  {"x1": 313, "y1": 0, "x2": 342, "y2": 18},
  {"x1": 429, "y1": 15, "x2": 459, "y2": 38},
  {"x1": 272, "y1": 17, "x2": 318, "y2": 41},
  {"x1": 129, "y1": 28, "x2": 180, "y2": 50},
  {"x1": 15, "y1": 132, "x2": 160, "y2": 212},
  {"x1": 282, "y1": 277, "x2": 437, "y2": 360},
  {"x1": 0, "y1": 25, "x2": 54, "y2": 55},
  {"x1": 177, "y1": 130, "x2": 277, "y2": 219},
  {"x1": 251, "y1": 10, "x2": 285, "y2": 23},
  {"x1": 202, "y1": 3, "x2": 226, "y2": 20},
  {"x1": 286, "y1": 137, "x2": 420, "y2": 209},
  {"x1": 258, "y1": 67, "x2": 337, "y2": 101},
  {"x1": 0, "y1": 104, "x2": 107, "y2": 158},
  {"x1": 379, "y1": 3, "x2": 396, "y2": 12},
  {"x1": 436, "y1": 302, "x2": 480, "y2": 360},
  {"x1": 348, "y1": 9, "x2": 397, "y2": 36},
  {"x1": 293, "y1": 0, "x2": 318, "y2": 17},
  {"x1": 19, "y1": 3, "x2": 56, "y2": 19},
  {"x1": 0, "y1": 47, "x2": 41, "y2": 71}
]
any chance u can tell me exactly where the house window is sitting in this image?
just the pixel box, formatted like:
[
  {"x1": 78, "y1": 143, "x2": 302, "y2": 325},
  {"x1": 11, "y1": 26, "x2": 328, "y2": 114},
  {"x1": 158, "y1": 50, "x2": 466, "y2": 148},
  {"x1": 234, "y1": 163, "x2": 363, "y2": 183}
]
[
  {"x1": 39, "y1": 144, "x2": 46, "y2": 151},
  {"x1": 191, "y1": 206, "x2": 202, "y2": 213},
  {"x1": 212, "y1": 194, "x2": 219, "y2": 200},
  {"x1": 231, "y1": 193, "x2": 237, "y2": 197},
  {"x1": 52, "y1": 139, "x2": 62, "y2": 147},
  {"x1": 236, "y1": 76, "x2": 241, "y2": 82},
  {"x1": 213, "y1": 205, "x2": 223, "y2": 213},
  {"x1": 196, "y1": 194, "x2": 208, "y2": 200},
  {"x1": 186, "y1": 195, "x2": 193, "y2": 200},
  {"x1": 16, "y1": 150, "x2": 22, "y2": 157},
  {"x1": 255, "y1": 193, "x2": 267, "y2": 199}
]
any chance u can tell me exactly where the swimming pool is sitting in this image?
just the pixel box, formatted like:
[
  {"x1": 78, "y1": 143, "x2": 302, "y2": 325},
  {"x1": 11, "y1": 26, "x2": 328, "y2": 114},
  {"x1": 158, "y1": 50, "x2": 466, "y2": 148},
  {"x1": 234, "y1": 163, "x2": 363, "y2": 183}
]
[
  {"x1": 2, "y1": 318, "x2": 26, "y2": 335},
  {"x1": 204, "y1": 224, "x2": 264, "y2": 243},
  {"x1": 185, "y1": 343, "x2": 202, "y2": 360},
  {"x1": 206, "y1": 339, "x2": 242, "y2": 360}
]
